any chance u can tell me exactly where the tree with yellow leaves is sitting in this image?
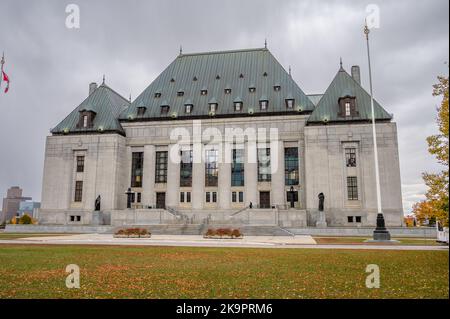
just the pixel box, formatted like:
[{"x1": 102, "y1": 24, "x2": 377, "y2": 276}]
[{"x1": 413, "y1": 75, "x2": 449, "y2": 226}]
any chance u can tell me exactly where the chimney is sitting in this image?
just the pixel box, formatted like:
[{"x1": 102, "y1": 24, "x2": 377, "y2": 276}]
[
  {"x1": 89, "y1": 82, "x2": 98, "y2": 95},
  {"x1": 351, "y1": 66, "x2": 361, "y2": 85}
]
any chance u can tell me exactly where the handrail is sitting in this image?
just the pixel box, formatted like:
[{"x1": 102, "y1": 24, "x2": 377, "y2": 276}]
[{"x1": 230, "y1": 206, "x2": 249, "y2": 217}]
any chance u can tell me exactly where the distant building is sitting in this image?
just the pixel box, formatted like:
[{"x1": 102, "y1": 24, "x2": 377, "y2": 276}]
[
  {"x1": 17, "y1": 201, "x2": 41, "y2": 219},
  {"x1": 1, "y1": 187, "x2": 32, "y2": 223}
]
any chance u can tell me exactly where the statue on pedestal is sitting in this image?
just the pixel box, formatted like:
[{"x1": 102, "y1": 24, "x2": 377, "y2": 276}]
[
  {"x1": 316, "y1": 192, "x2": 327, "y2": 227},
  {"x1": 95, "y1": 195, "x2": 101, "y2": 211}
]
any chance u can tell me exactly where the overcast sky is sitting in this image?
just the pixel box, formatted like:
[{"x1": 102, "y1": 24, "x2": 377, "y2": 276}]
[{"x1": 0, "y1": 0, "x2": 448, "y2": 214}]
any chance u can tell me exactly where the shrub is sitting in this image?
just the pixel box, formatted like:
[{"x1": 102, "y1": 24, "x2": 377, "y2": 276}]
[
  {"x1": 231, "y1": 229, "x2": 242, "y2": 238},
  {"x1": 204, "y1": 228, "x2": 243, "y2": 239},
  {"x1": 114, "y1": 228, "x2": 150, "y2": 237},
  {"x1": 19, "y1": 214, "x2": 33, "y2": 225}
]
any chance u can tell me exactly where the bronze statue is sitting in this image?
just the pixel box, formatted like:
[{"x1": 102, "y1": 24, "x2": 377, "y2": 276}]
[
  {"x1": 95, "y1": 195, "x2": 101, "y2": 211},
  {"x1": 318, "y1": 193, "x2": 324, "y2": 211}
]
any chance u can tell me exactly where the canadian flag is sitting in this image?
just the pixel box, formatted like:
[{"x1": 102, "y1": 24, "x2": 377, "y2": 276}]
[{"x1": 2, "y1": 70, "x2": 9, "y2": 93}]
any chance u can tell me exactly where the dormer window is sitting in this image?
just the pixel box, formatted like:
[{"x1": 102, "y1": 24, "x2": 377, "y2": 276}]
[
  {"x1": 201, "y1": 89, "x2": 208, "y2": 96},
  {"x1": 154, "y1": 92, "x2": 161, "y2": 98},
  {"x1": 216, "y1": 75, "x2": 221, "y2": 80},
  {"x1": 177, "y1": 90, "x2": 184, "y2": 97},
  {"x1": 209, "y1": 103, "x2": 217, "y2": 113},
  {"x1": 285, "y1": 98, "x2": 295, "y2": 109},
  {"x1": 77, "y1": 110, "x2": 96, "y2": 129},
  {"x1": 193, "y1": 76, "x2": 198, "y2": 81},
  {"x1": 224, "y1": 88, "x2": 231, "y2": 94},
  {"x1": 185, "y1": 104, "x2": 193, "y2": 114},
  {"x1": 249, "y1": 86, "x2": 256, "y2": 93},
  {"x1": 234, "y1": 101, "x2": 242, "y2": 111},
  {"x1": 345, "y1": 102, "x2": 351, "y2": 116},
  {"x1": 170, "y1": 78, "x2": 175, "y2": 83},
  {"x1": 239, "y1": 73, "x2": 244, "y2": 78},
  {"x1": 274, "y1": 85, "x2": 281, "y2": 92},
  {"x1": 260, "y1": 100, "x2": 268, "y2": 110},
  {"x1": 338, "y1": 96, "x2": 358, "y2": 117},
  {"x1": 137, "y1": 106, "x2": 146, "y2": 116},
  {"x1": 160, "y1": 105, "x2": 170, "y2": 114}
]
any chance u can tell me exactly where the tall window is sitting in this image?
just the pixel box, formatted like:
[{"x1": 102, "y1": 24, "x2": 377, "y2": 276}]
[
  {"x1": 155, "y1": 151, "x2": 168, "y2": 183},
  {"x1": 260, "y1": 100, "x2": 268, "y2": 110},
  {"x1": 347, "y1": 177, "x2": 358, "y2": 200},
  {"x1": 205, "y1": 149, "x2": 219, "y2": 186},
  {"x1": 231, "y1": 149, "x2": 244, "y2": 186},
  {"x1": 180, "y1": 150, "x2": 193, "y2": 187},
  {"x1": 345, "y1": 102, "x2": 351, "y2": 116},
  {"x1": 131, "y1": 152, "x2": 144, "y2": 187},
  {"x1": 284, "y1": 147, "x2": 299, "y2": 185},
  {"x1": 258, "y1": 148, "x2": 271, "y2": 182},
  {"x1": 76, "y1": 156, "x2": 85, "y2": 173},
  {"x1": 83, "y1": 115, "x2": 88, "y2": 127},
  {"x1": 345, "y1": 148, "x2": 357, "y2": 167},
  {"x1": 74, "y1": 181, "x2": 83, "y2": 202}
]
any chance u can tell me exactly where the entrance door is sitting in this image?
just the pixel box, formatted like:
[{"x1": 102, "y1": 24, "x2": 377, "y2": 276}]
[
  {"x1": 156, "y1": 192, "x2": 166, "y2": 209},
  {"x1": 286, "y1": 191, "x2": 298, "y2": 208},
  {"x1": 259, "y1": 191, "x2": 271, "y2": 208}
]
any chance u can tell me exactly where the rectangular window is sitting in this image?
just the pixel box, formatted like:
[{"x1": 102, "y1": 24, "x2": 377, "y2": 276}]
[
  {"x1": 258, "y1": 148, "x2": 271, "y2": 182},
  {"x1": 180, "y1": 192, "x2": 185, "y2": 203},
  {"x1": 137, "y1": 192, "x2": 141, "y2": 203},
  {"x1": 345, "y1": 148, "x2": 357, "y2": 167},
  {"x1": 180, "y1": 150, "x2": 193, "y2": 187},
  {"x1": 212, "y1": 192, "x2": 217, "y2": 203},
  {"x1": 155, "y1": 151, "x2": 168, "y2": 183},
  {"x1": 232, "y1": 191, "x2": 237, "y2": 203},
  {"x1": 76, "y1": 216, "x2": 81, "y2": 222},
  {"x1": 74, "y1": 181, "x2": 83, "y2": 202},
  {"x1": 161, "y1": 105, "x2": 170, "y2": 114},
  {"x1": 345, "y1": 102, "x2": 351, "y2": 116},
  {"x1": 131, "y1": 152, "x2": 144, "y2": 187},
  {"x1": 206, "y1": 192, "x2": 211, "y2": 203},
  {"x1": 83, "y1": 115, "x2": 88, "y2": 127},
  {"x1": 347, "y1": 176, "x2": 358, "y2": 200},
  {"x1": 70, "y1": 215, "x2": 75, "y2": 222},
  {"x1": 231, "y1": 149, "x2": 244, "y2": 186},
  {"x1": 347, "y1": 216, "x2": 354, "y2": 223},
  {"x1": 260, "y1": 100, "x2": 268, "y2": 110},
  {"x1": 284, "y1": 147, "x2": 299, "y2": 185},
  {"x1": 205, "y1": 149, "x2": 218, "y2": 187},
  {"x1": 234, "y1": 102, "x2": 242, "y2": 111},
  {"x1": 239, "y1": 191, "x2": 244, "y2": 203},
  {"x1": 76, "y1": 156, "x2": 85, "y2": 173},
  {"x1": 355, "y1": 216, "x2": 362, "y2": 223},
  {"x1": 186, "y1": 192, "x2": 191, "y2": 203}
]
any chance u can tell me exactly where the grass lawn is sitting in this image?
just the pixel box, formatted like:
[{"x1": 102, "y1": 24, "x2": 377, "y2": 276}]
[
  {"x1": 313, "y1": 237, "x2": 441, "y2": 246},
  {"x1": 0, "y1": 233, "x2": 70, "y2": 240},
  {"x1": 0, "y1": 244, "x2": 447, "y2": 299}
]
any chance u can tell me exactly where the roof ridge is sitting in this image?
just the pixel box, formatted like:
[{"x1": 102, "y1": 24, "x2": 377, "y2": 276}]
[{"x1": 179, "y1": 47, "x2": 268, "y2": 57}]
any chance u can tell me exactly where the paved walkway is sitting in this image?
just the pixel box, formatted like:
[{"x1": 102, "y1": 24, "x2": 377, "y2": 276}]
[{"x1": 0, "y1": 234, "x2": 448, "y2": 250}]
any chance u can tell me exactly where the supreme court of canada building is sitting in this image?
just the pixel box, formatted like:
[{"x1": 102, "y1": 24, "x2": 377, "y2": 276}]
[{"x1": 39, "y1": 47, "x2": 403, "y2": 231}]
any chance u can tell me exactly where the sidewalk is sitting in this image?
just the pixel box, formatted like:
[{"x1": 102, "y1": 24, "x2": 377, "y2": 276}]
[{"x1": 0, "y1": 233, "x2": 448, "y2": 250}]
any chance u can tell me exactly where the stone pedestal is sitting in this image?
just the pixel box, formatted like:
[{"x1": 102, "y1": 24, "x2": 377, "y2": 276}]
[
  {"x1": 315, "y1": 210, "x2": 327, "y2": 228},
  {"x1": 373, "y1": 213, "x2": 391, "y2": 240}
]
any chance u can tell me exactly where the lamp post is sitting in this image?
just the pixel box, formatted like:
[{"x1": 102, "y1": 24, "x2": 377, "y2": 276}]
[
  {"x1": 289, "y1": 186, "x2": 295, "y2": 208},
  {"x1": 125, "y1": 188, "x2": 133, "y2": 209},
  {"x1": 364, "y1": 23, "x2": 382, "y2": 216}
]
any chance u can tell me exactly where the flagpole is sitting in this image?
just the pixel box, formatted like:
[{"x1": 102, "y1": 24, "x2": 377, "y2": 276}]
[
  {"x1": 0, "y1": 52, "x2": 4, "y2": 89},
  {"x1": 364, "y1": 23, "x2": 382, "y2": 215}
]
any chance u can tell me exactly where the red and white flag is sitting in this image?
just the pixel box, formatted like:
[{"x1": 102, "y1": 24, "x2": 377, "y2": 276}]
[{"x1": 2, "y1": 70, "x2": 10, "y2": 93}]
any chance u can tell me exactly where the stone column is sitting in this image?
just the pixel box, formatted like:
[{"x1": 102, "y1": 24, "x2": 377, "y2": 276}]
[
  {"x1": 271, "y1": 139, "x2": 285, "y2": 207},
  {"x1": 244, "y1": 140, "x2": 258, "y2": 207},
  {"x1": 192, "y1": 143, "x2": 204, "y2": 210},
  {"x1": 166, "y1": 143, "x2": 180, "y2": 208},
  {"x1": 142, "y1": 144, "x2": 155, "y2": 208},
  {"x1": 298, "y1": 139, "x2": 306, "y2": 209},
  {"x1": 218, "y1": 142, "x2": 231, "y2": 209}
]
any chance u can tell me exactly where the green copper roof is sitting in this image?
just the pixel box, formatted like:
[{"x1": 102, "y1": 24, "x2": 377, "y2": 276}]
[
  {"x1": 120, "y1": 48, "x2": 315, "y2": 120},
  {"x1": 52, "y1": 84, "x2": 130, "y2": 135},
  {"x1": 307, "y1": 67, "x2": 392, "y2": 124}
]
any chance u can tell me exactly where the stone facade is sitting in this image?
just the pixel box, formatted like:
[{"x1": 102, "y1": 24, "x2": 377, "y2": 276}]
[{"x1": 39, "y1": 48, "x2": 404, "y2": 229}]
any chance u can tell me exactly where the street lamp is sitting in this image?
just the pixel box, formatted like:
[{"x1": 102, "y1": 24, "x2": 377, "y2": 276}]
[
  {"x1": 125, "y1": 188, "x2": 133, "y2": 209},
  {"x1": 364, "y1": 23, "x2": 382, "y2": 216}
]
